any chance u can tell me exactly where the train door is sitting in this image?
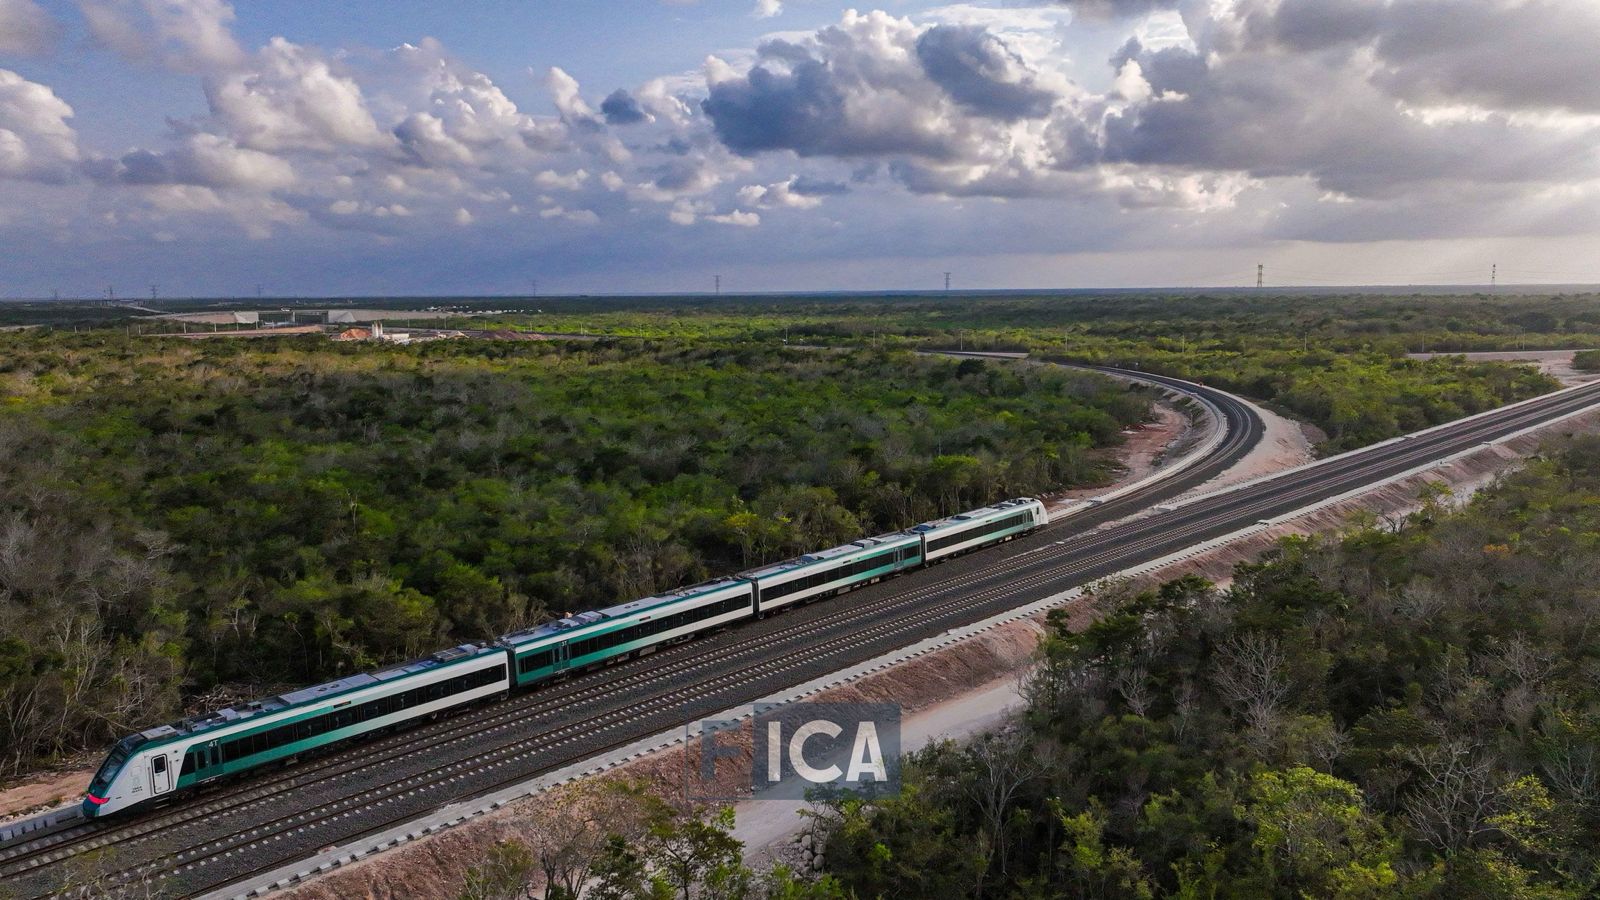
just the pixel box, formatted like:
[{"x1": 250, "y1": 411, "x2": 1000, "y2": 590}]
[
  {"x1": 552, "y1": 642, "x2": 570, "y2": 672},
  {"x1": 150, "y1": 753, "x2": 173, "y2": 795}
]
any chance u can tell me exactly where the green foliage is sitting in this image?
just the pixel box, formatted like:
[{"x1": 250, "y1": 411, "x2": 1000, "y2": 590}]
[
  {"x1": 0, "y1": 333, "x2": 1143, "y2": 769},
  {"x1": 1237, "y1": 767, "x2": 1398, "y2": 897},
  {"x1": 1570, "y1": 350, "x2": 1600, "y2": 372},
  {"x1": 451, "y1": 291, "x2": 1566, "y2": 453},
  {"x1": 588, "y1": 801, "x2": 760, "y2": 900},
  {"x1": 813, "y1": 435, "x2": 1600, "y2": 896},
  {"x1": 1043, "y1": 346, "x2": 1552, "y2": 452},
  {"x1": 1055, "y1": 800, "x2": 1156, "y2": 899},
  {"x1": 16, "y1": 292, "x2": 1570, "y2": 454}
]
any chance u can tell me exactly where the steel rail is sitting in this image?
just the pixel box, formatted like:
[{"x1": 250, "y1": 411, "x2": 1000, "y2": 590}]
[{"x1": 13, "y1": 376, "x2": 1600, "y2": 899}]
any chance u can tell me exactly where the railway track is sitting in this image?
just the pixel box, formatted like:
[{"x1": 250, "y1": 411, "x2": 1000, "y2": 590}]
[
  {"x1": 5, "y1": 364, "x2": 1249, "y2": 879},
  {"x1": 14, "y1": 373, "x2": 1600, "y2": 899},
  {"x1": 1, "y1": 368, "x2": 1257, "y2": 897}
]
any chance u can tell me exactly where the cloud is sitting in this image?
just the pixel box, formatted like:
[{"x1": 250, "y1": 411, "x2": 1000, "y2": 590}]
[
  {"x1": 629, "y1": 156, "x2": 725, "y2": 201},
  {"x1": 393, "y1": 112, "x2": 474, "y2": 167},
  {"x1": 914, "y1": 25, "x2": 1057, "y2": 120},
  {"x1": 0, "y1": 0, "x2": 59, "y2": 55},
  {"x1": 88, "y1": 133, "x2": 295, "y2": 190},
  {"x1": 707, "y1": 208, "x2": 760, "y2": 226},
  {"x1": 1052, "y1": 0, "x2": 1178, "y2": 20},
  {"x1": 545, "y1": 66, "x2": 601, "y2": 130},
  {"x1": 753, "y1": 0, "x2": 781, "y2": 17},
  {"x1": 538, "y1": 204, "x2": 599, "y2": 224},
  {"x1": 600, "y1": 88, "x2": 649, "y2": 125},
  {"x1": 0, "y1": 69, "x2": 80, "y2": 182},
  {"x1": 1371, "y1": 0, "x2": 1600, "y2": 114},
  {"x1": 205, "y1": 38, "x2": 390, "y2": 153},
  {"x1": 702, "y1": 11, "x2": 1037, "y2": 161},
  {"x1": 533, "y1": 168, "x2": 590, "y2": 190},
  {"x1": 790, "y1": 176, "x2": 849, "y2": 196},
  {"x1": 737, "y1": 177, "x2": 824, "y2": 209},
  {"x1": 79, "y1": 0, "x2": 245, "y2": 71},
  {"x1": 1090, "y1": 1, "x2": 1600, "y2": 198},
  {"x1": 687, "y1": 2, "x2": 1600, "y2": 215},
  {"x1": 8, "y1": 0, "x2": 1600, "y2": 290},
  {"x1": 387, "y1": 40, "x2": 566, "y2": 160}
]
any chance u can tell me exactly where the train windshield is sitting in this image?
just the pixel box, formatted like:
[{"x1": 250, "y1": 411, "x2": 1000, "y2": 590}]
[{"x1": 89, "y1": 734, "x2": 146, "y2": 795}]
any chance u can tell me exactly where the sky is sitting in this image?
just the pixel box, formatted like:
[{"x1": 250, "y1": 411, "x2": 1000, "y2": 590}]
[{"x1": 0, "y1": 0, "x2": 1597, "y2": 297}]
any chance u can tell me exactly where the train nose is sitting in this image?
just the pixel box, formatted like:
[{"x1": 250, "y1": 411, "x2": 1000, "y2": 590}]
[{"x1": 81, "y1": 793, "x2": 107, "y2": 817}]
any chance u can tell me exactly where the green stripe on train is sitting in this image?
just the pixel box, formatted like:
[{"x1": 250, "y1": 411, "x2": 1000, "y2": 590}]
[{"x1": 511, "y1": 555, "x2": 918, "y2": 686}]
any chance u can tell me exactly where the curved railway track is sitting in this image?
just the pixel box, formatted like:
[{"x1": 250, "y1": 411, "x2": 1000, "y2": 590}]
[
  {"x1": 1, "y1": 366, "x2": 1257, "y2": 896},
  {"x1": 15, "y1": 372, "x2": 1600, "y2": 899}
]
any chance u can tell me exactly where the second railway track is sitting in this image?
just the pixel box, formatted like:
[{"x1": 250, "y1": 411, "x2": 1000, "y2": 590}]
[{"x1": 17, "y1": 372, "x2": 1600, "y2": 899}]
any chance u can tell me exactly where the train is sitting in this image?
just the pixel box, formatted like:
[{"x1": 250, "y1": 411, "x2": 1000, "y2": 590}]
[{"x1": 81, "y1": 497, "x2": 1047, "y2": 817}]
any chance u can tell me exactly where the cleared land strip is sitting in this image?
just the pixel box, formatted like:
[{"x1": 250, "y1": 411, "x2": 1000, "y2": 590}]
[
  {"x1": 199, "y1": 378, "x2": 1600, "y2": 900},
  {"x1": 21, "y1": 378, "x2": 1600, "y2": 899},
  {"x1": 0, "y1": 371, "x2": 1259, "y2": 898},
  {"x1": 30, "y1": 375, "x2": 1600, "y2": 899}
]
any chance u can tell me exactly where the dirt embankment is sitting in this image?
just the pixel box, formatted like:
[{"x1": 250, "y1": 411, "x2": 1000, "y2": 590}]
[
  {"x1": 281, "y1": 402, "x2": 1600, "y2": 900},
  {"x1": 0, "y1": 764, "x2": 95, "y2": 825},
  {"x1": 1178, "y1": 397, "x2": 1320, "y2": 499},
  {"x1": 1049, "y1": 401, "x2": 1193, "y2": 509},
  {"x1": 1408, "y1": 349, "x2": 1600, "y2": 386},
  {"x1": 0, "y1": 375, "x2": 1195, "y2": 829},
  {"x1": 280, "y1": 622, "x2": 1048, "y2": 900},
  {"x1": 13, "y1": 388, "x2": 1589, "y2": 899}
]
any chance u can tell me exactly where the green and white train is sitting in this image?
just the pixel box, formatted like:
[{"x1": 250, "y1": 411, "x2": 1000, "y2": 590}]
[{"x1": 83, "y1": 497, "x2": 1046, "y2": 817}]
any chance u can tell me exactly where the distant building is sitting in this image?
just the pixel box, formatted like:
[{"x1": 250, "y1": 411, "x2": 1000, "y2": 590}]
[
  {"x1": 160, "y1": 311, "x2": 261, "y2": 326},
  {"x1": 331, "y1": 321, "x2": 413, "y2": 343}
]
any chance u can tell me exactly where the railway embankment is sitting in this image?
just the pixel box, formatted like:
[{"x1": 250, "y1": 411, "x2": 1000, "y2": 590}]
[
  {"x1": 272, "y1": 398, "x2": 1600, "y2": 900},
  {"x1": 260, "y1": 397, "x2": 1270, "y2": 898}
]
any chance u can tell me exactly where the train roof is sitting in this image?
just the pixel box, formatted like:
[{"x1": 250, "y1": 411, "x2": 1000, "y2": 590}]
[
  {"x1": 498, "y1": 577, "x2": 750, "y2": 648},
  {"x1": 909, "y1": 497, "x2": 1042, "y2": 534},
  {"x1": 153, "y1": 643, "x2": 498, "y2": 740},
  {"x1": 739, "y1": 530, "x2": 918, "y2": 581}
]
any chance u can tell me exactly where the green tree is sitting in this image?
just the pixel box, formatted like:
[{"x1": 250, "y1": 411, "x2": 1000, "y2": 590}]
[
  {"x1": 1238, "y1": 767, "x2": 1401, "y2": 898},
  {"x1": 1054, "y1": 801, "x2": 1155, "y2": 899}
]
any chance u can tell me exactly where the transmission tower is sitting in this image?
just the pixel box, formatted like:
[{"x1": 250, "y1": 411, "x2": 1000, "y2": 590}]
[
  {"x1": 1491, "y1": 263, "x2": 1497, "y2": 290},
  {"x1": 714, "y1": 274, "x2": 721, "y2": 295},
  {"x1": 1256, "y1": 264, "x2": 1264, "y2": 289},
  {"x1": 944, "y1": 271, "x2": 951, "y2": 292}
]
